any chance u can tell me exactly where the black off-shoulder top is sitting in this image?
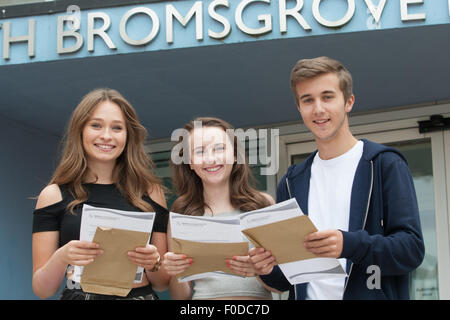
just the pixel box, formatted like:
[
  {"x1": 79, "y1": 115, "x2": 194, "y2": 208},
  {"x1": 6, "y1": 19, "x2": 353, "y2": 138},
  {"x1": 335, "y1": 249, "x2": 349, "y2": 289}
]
[{"x1": 32, "y1": 183, "x2": 168, "y2": 248}]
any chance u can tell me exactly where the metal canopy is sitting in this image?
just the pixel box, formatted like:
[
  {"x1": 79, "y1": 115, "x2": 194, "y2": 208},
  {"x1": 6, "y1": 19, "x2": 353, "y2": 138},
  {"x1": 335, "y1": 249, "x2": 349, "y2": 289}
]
[{"x1": 1, "y1": 23, "x2": 449, "y2": 140}]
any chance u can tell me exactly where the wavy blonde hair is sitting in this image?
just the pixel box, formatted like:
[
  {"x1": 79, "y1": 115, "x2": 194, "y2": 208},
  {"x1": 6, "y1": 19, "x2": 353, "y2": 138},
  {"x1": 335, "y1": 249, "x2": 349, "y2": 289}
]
[
  {"x1": 171, "y1": 117, "x2": 271, "y2": 216},
  {"x1": 49, "y1": 88, "x2": 162, "y2": 213}
]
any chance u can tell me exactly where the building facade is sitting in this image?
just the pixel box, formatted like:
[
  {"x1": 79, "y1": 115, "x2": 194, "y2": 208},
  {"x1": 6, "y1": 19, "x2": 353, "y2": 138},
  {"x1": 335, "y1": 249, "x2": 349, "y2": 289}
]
[{"x1": 0, "y1": 0, "x2": 449, "y2": 299}]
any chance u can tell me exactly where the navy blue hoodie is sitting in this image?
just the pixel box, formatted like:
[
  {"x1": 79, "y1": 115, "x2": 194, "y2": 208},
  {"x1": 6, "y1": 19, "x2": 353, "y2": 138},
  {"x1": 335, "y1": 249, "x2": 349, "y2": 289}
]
[{"x1": 260, "y1": 139, "x2": 425, "y2": 299}]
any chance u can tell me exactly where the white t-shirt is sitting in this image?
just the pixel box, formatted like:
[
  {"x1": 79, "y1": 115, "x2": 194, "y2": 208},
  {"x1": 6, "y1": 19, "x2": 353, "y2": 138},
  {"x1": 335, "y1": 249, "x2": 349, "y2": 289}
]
[{"x1": 306, "y1": 140, "x2": 364, "y2": 300}]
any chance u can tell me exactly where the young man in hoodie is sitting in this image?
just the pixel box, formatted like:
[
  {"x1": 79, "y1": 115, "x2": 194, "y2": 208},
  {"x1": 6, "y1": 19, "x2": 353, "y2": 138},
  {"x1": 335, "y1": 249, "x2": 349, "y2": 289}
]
[{"x1": 250, "y1": 56, "x2": 425, "y2": 299}]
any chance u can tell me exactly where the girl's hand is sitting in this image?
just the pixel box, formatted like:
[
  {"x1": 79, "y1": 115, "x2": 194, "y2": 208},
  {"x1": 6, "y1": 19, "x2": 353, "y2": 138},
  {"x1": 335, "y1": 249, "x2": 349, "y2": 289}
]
[
  {"x1": 128, "y1": 244, "x2": 161, "y2": 270},
  {"x1": 226, "y1": 255, "x2": 258, "y2": 277},
  {"x1": 57, "y1": 240, "x2": 103, "y2": 266},
  {"x1": 163, "y1": 252, "x2": 193, "y2": 276},
  {"x1": 248, "y1": 247, "x2": 276, "y2": 275}
]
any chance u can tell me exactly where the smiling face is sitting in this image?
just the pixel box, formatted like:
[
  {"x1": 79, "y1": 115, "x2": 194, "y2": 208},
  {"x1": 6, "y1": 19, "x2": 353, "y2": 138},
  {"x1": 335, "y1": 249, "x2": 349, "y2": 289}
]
[
  {"x1": 82, "y1": 100, "x2": 127, "y2": 166},
  {"x1": 295, "y1": 72, "x2": 355, "y2": 143},
  {"x1": 189, "y1": 126, "x2": 235, "y2": 188}
]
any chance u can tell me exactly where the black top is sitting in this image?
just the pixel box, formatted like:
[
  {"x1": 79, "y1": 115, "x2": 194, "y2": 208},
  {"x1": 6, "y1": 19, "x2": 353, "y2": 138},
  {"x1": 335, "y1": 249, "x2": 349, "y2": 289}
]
[{"x1": 32, "y1": 183, "x2": 168, "y2": 248}]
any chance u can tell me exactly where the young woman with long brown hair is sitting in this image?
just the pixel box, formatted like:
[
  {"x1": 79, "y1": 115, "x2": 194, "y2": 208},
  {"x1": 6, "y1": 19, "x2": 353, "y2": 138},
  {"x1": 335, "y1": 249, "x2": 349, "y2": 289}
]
[
  {"x1": 32, "y1": 88, "x2": 170, "y2": 300},
  {"x1": 163, "y1": 117, "x2": 277, "y2": 300}
]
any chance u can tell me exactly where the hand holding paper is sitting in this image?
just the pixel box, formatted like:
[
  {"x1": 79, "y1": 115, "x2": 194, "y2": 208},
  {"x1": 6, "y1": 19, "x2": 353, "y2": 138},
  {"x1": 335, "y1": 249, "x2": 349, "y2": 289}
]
[
  {"x1": 163, "y1": 252, "x2": 193, "y2": 276},
  {"x1": 170, "y1": 237, "x2": 249, "y2": 281},
  {"x1": 169, "y1": 212, "x2": 249, "y2": 282},
  {"x1": 248, "y1": 247, "x2": 276, "y2": 276},
  {"x1": 167, "y1": 199, "x2": 347, "y2": 285},
  {"x1": 80, "y1": 227, "x2": 150, "y2": 297},
  {"x1": 303, "y1": 229, "x2": 344, "y2": 258},
  {"x1": 127, "y1": 244, "x2": 160, "y2": 271},
  {"x1": 74, "y1": 205, "x2": 157, "y2": 295},
  {"x1": 226, "y1": 254, "x2": 259, "y2": 277},
  {"x1": 58, "y1": 240, "x2": 103, "y2": 267},
  {"x1": 242, "y1": 215, "x2": 318, "y2": 264},
  {"x1": 241, "y1": 199, "x2": 347, "y2": 285}
]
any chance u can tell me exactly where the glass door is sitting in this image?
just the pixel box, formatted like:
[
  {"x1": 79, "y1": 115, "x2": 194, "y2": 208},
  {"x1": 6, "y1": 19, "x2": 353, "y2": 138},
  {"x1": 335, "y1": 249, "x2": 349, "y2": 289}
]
[
  {"x1": 286, "y1": 127, "x2": 450, "y2": 299},
  {"x1": 387, "y1": 140, "x2": 437, "y2": 299}
]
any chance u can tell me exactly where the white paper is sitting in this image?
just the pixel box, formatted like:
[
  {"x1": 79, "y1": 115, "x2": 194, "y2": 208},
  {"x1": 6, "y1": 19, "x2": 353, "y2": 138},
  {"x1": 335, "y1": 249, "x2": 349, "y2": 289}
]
[
  {"x1": 72, "y1": 204, "x2": 155, "y2": 284},
  {"x1": 239, "y1": 198, "x2": 303, "y2": 230},
  {"x1": 170, "y1": 199, "x2": 346, "y2": 285},
  {"x1": 170, "y1": 212, "x2": 243, "y2": 242},
  {"x1": 241, "y1": 198, "x2": 346, "y2": 285},
  {"x1": 279, "y1": 258, "x2": 347, "y2": 285},
  {"x1": 170, "y1": 212, "x2": 245, "y2": 282}
]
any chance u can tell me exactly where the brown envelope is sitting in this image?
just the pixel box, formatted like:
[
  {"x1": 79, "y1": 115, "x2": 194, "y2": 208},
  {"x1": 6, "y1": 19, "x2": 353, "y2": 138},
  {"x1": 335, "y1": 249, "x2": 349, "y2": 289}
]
[
  {"x1": 242, "y1": 215, "x2": 318, "y2": 264},
  {"x1": 80, "y1": 227, "x2": 150, "y2": 297},
  {"x1": 171, "y1": 238, "x2": 249, "y2": 279}
]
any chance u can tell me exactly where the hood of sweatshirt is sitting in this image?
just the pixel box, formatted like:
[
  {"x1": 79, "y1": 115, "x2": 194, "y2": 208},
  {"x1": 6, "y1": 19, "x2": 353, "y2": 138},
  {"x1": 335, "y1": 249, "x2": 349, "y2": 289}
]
[{"x1": 285, "y1": 138, "x2": 407, "y2": 180}]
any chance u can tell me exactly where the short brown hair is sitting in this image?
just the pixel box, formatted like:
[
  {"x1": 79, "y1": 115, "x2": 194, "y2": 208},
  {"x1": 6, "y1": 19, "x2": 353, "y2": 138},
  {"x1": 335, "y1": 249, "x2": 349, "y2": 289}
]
[{"x1": 290, "y1": 56, "x2": 353, "y2": 106}]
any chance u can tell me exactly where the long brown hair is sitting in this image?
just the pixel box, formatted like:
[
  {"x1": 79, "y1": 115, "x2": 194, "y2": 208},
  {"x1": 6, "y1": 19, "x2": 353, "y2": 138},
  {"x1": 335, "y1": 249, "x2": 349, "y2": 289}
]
[
  {"x1": 50, "y1": 88, "x2": 162, "y2": 213},
  {"x1": 171, "y1": 117, "x2": 271, "y2": 216}
]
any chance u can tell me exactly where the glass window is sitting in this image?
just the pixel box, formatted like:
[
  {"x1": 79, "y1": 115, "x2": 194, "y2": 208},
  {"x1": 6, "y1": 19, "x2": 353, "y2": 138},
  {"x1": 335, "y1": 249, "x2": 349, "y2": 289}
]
[{"x1": 291, "y1": 153, "x2": 309, "y2": 166}]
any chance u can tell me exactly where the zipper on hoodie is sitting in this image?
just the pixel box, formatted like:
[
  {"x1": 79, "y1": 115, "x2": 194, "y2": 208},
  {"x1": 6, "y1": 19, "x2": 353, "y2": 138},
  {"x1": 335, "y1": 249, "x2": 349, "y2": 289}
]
[
  {"x1": 285, "y1": 176, "x2": 300, "y2": 300},
  {"x1": 342, "y1": 160, "x2": 374, "y2": 297},
  {"x1": 286, "y1": 176, "x2": 293, "y2": 199}
]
